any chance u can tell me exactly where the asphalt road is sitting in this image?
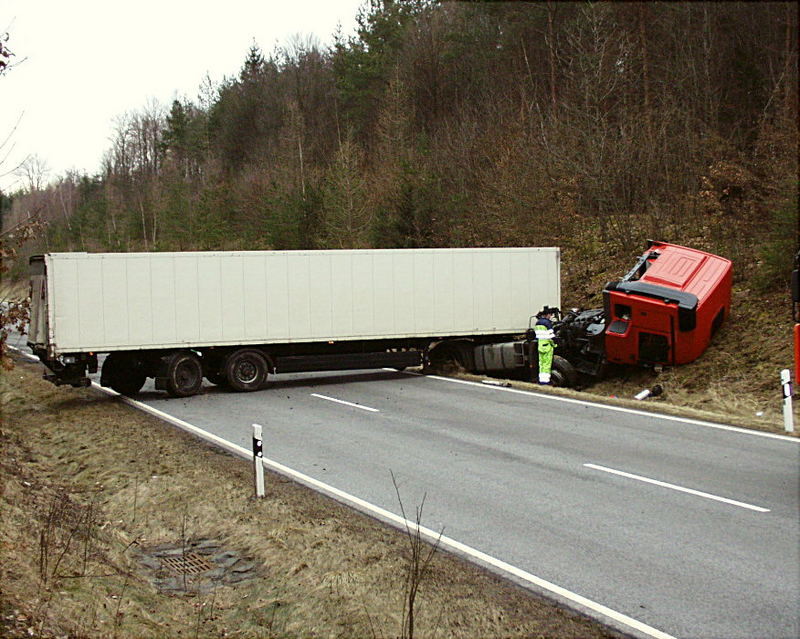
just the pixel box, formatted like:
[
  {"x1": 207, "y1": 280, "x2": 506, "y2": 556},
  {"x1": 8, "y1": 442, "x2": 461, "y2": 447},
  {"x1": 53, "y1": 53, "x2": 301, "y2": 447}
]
[{"x1": 11, "y1": 334, "x2": 800, "y2": 639}]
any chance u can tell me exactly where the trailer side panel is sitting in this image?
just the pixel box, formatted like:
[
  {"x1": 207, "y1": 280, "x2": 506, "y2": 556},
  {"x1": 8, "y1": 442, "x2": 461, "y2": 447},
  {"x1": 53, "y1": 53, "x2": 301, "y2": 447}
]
[{"x1": 39, "y1": 248, "x2": 560, "y2": 355}]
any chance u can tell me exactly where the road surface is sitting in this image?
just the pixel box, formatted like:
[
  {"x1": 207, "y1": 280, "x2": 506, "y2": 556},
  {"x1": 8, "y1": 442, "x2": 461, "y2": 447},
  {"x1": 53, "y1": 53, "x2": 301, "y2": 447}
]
[{"x1": 11, "y1": 334, "x2": 799, "y2": 639}]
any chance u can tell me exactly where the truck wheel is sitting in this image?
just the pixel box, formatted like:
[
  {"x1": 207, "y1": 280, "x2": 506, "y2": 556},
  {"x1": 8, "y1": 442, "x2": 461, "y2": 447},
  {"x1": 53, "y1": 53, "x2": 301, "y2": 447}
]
[
  {"x1": 101, "y1": 353, "x2": 146, "y2": 396},
  {"x1": 165, "y1": 351, "x2": 203, "y2": 397},
  {"x1": 225, "y1": 349, "x2": 269, "y2": 392},
  {"x1": 550, "y1": 355, "x2": 577, "y2": 388}
]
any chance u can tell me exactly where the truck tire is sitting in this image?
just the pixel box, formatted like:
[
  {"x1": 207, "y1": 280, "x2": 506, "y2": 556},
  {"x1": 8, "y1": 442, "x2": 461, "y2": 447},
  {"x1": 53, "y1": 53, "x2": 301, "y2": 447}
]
[
  {"x1": 550, "y1": 355, "x2": 577, "y2": 388},
  {"x1": 101, "y1": 352, "x2": 146, "y2": 396},
  {"x1": 225, "y1": 349, "x2": 269, "y2": 392},
  {"x1": 165, "y1": 351, "x2": 203, "y2": 397}
]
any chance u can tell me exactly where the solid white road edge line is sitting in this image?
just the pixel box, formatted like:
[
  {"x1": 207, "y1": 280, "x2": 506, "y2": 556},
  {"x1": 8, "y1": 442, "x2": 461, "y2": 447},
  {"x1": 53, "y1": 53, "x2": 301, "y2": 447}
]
[
  {"x1": 311, "y1": 393, "x2": 379, "y2": 412},
  {"x1": 585, "y1": 463, "x2": 771, "y2": 513},
  {"x1": 422, "y1": 374, "x2": 800, "y2": 443},
  {"x1": 11, "y1": 347, "x2": 674, "y2": 639}
]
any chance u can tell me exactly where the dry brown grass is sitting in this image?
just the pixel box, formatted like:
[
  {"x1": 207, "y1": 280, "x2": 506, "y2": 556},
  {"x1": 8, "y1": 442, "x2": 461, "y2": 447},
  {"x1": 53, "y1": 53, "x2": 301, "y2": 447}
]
[
  {"x1": 556, "y1": 253, "x2": 798, "y2": 433},
  {"x1": 577, "y1": 289, "x2": 799, "y2": 432},
  {"x1": 1, "y1": 358, "x2": 620, "y2": 639}
]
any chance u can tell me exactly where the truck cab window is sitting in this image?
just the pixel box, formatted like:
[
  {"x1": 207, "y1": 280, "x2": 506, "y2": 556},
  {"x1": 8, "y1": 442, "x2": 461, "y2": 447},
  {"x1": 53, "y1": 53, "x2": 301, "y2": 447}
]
[{"x1": 607, "y1": 319, "x2": 629, "y2": 334}]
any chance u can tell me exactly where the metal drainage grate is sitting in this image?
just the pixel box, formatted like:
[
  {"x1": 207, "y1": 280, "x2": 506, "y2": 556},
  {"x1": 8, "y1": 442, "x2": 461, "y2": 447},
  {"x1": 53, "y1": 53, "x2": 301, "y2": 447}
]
[
  {"x1": 160, "y1": 553, "x2": 215, "y2": 575},
  {"x1": 136, "y1": 539, "x2": 258, "y2": 593}
]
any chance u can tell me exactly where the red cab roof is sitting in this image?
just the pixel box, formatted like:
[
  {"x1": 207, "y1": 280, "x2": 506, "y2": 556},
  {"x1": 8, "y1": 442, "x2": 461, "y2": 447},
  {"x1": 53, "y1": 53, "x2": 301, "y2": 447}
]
[{"x1": 640, "y1": 241, "x2": 731, "y2": 303}]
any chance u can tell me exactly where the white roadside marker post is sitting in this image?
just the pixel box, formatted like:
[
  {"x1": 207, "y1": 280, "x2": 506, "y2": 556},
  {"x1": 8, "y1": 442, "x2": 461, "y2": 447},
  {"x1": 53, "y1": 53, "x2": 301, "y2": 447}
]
[
  {"x1": 252, "y1": 423, "x2": 265, "y2": 498},
  {"x1": 781, "y1": 369, "x2": 794, "y2": 433}
]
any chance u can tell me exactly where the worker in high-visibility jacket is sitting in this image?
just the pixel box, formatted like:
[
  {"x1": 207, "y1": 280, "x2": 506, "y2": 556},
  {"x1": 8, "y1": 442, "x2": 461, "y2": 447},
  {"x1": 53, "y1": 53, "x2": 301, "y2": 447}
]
[{"x1": 534, "y1": 307, "x2": 557, "y2": 384}]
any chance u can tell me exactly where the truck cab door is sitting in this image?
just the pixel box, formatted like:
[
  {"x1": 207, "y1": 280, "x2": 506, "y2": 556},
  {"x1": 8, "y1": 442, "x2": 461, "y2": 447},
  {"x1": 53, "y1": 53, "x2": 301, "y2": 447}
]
[
  {"x1": 603, "y1": 297, "x2": 675, "y2": 366},
  {"x1": 633, "y1": 308, "x2": 674, "y2": 365},
  {"x1": 637, "y1": 330, "x2": 671, "y2": 364}
]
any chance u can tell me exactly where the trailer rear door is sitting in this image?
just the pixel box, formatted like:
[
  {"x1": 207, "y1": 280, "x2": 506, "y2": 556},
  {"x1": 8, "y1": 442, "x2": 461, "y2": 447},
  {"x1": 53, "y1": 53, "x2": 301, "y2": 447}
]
[{"x1": 27, "y1": 256, "x2": 49, "y2": 349}]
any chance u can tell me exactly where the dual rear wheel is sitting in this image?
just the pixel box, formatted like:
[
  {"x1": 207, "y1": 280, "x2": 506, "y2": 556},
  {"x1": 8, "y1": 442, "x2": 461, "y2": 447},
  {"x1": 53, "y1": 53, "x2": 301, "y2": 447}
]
[
  {"x1": 224, "y1": 349, "x2": 270, "y2": 392},
  {"x1": 102, "y1": 348, "x2": 272, "y2": 398},
  {"x1": 204, "y1": 349, "x2": 272, "y2": 392},
  {"x1": 165, "y1": 349, "x2": 271, "y2": 396},
  {"x1": 101, "y1": 350, "x2": 205, "y2": 398},
  {"x1": 164, "y1": 351, "x2": 204, "y2": 397}
]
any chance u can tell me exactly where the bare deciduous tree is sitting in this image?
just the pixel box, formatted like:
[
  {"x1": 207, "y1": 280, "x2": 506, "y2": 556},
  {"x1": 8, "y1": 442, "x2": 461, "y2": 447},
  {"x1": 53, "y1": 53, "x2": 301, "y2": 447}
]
[{"x1": 14, "y1": 154, "x2": 50, "y2": 193}]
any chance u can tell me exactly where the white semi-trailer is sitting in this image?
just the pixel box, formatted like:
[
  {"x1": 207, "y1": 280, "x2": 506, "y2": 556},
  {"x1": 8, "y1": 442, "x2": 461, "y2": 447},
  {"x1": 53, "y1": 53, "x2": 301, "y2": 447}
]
[{"x1": 28, "y1": 248, "x2": 561, "y2": 397}]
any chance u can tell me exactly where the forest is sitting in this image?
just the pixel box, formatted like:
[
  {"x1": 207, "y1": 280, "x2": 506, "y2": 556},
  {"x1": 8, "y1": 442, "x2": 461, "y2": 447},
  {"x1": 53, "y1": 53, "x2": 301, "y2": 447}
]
[
  {"x1": 3, "y1": 0, "x2": 796, "y2": 278},
  {"x1": 1, "y1": 1, "x2": 798, "y2": 412}
]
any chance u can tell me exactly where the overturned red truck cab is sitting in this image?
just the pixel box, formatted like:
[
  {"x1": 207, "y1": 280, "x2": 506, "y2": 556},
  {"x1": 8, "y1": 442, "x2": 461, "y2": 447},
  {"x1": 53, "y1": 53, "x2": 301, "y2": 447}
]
[
  {"x1": 469, "y1": 241, "x2": 732, "y2": 385},
  {"x1": 602, "y1": 241, "x2": 732, "y2": 367}
]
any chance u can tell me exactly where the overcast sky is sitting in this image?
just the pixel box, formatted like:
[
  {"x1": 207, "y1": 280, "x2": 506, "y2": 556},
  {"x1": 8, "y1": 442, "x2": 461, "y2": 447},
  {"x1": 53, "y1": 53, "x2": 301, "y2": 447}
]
[{"x1": 1, "y1": 0, "x2": 366, "y2": 193}]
